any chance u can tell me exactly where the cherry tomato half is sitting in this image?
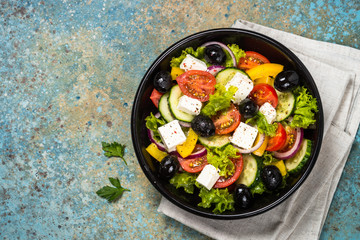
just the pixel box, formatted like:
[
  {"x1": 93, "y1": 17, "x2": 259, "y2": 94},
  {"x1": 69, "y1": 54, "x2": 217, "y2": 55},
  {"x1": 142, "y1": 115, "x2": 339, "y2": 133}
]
[
  {"x1": 211, "y1": 104, "x2": 241, "y2": 135},
  {"x1": 238, "y1": 51, "x2": 270, "y2": 71},
  {"x1": 150, "y1": 88, "x2": 164, "y2": 108},
  {"x1": 278, "y1": 126, "x2": 297, "y2": 152},
  {"x1": 266, "y1": 123, "x2": 287, "y2": 152},
  {"x1": 178, "y1": 155, "x2": 208, "y2": 173},
  {"x1": 213, "y1": 154, "x2": 243, "y2": 188},
  {"x1": 249, "y1": 83, "x2": 278, "y2": 108},
  {"x1": 176, "y1": 70, "x2": 216, "y2": 102}
]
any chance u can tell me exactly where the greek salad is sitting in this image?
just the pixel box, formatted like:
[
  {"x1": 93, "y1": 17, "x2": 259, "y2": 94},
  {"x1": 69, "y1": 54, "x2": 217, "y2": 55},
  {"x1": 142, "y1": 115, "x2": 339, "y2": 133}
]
[{"x1": 145, "y1": 41, "x2": 318, "y2": 214}]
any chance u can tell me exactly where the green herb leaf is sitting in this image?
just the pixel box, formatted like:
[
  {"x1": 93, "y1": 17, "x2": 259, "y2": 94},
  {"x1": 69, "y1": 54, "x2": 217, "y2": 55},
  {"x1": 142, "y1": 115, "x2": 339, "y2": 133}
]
[
  {"x1": 96, "y1": 177, "x2": 130, "y2": 203},
  {"x1": 102, "y1": 142, "x2": 127, "y2": 165}
]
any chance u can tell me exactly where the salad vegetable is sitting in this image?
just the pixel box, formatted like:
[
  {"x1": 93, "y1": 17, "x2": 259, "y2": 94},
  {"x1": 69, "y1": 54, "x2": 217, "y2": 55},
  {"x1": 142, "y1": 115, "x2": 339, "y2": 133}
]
[{"x1": 144, "y1": 42, "x2": 318, "y2": 214}]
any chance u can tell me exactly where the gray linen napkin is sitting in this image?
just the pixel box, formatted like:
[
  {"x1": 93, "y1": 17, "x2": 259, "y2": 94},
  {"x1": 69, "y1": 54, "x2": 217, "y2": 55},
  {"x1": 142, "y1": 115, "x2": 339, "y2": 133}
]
[{"x1": 158, "y1": 20, "x2": 360, "y2": 240}]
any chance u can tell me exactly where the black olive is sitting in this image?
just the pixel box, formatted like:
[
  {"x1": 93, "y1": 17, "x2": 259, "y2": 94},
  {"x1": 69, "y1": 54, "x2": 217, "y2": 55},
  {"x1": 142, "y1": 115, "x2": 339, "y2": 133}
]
[
  {"x1": 234, "y1": 184, "x2": 252, "y2": 209},
  {"x1": 158, "y1": 155, "x2": 180, "y2": 180},
  {"x1": 261, "y1": 165, "x2": 282, "y2": 191},
  {"x1": 204, "y1": 44, "x2": 226, "y2": 65},
  {"x1": 153, "y1": 71, "x2": 172, "y2": 93},
  {"x1": 238, "y1": 98, "x2": 258, "y2": 119},
  {"x1": 191, "y1": 115, "x2": 215, "y2": 137},
  {"x1": 274, "y1": 70, "x2": 300, "y2": 92}
]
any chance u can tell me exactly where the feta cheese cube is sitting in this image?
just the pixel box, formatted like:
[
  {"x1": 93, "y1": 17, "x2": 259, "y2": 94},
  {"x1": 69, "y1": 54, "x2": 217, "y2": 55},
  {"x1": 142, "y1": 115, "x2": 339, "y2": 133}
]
[
  {"x1": 180, "y1": 54, "x2": 208, "y2": 71},
  {"x1": 259, "y1": 102, "x2": 277, "y2": 124},
  {"x1": 230, "y1": 122, "x2": 258, "y2": 149},
  {"x1": 225, "y1": 72, "x2": 253, "y2": 104},
  {"x1": 177, "y1": 95, "x2": 202, "y2": 115},
  {"x1": 158, "y1": 120, "x2": 187, "y2": 152},
  {"x1": 196, "y1": 164, "x2": 220, "y2": 190}
]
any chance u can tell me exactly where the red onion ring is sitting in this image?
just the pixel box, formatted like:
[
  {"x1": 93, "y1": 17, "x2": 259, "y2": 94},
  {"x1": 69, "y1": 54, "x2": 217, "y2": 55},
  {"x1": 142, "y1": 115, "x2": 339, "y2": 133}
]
[
  {"x1": 232, "y1": 133, "x2": 265, "y2": 154},
  {"x1": 170, "y1": 145, "x2": 207, "y2": 159},
  {"x1": 201, "y1": 41, "x2": 237, "y2": 67},
  {"x1": 178, "y1": 121, "x2": 192, "y2": 128},
  {"x1": 273, "y1": 128, "x2": 304, "y2": 160},
  {"x1": 207, "y1": 65, "x2": 225, "y2": 76},
  {"x1": 147, "y1": 128, "x2": 166, "y2": 152}
]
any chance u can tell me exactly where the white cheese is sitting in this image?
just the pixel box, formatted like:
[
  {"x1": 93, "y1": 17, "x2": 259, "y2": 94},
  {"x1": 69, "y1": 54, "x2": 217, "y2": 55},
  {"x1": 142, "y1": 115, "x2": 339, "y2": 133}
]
[
  {"x1": 259, "y1": 102, "x2": 277, "y2": 124},
  {"x1": 196, "y1": 164, "x2": 220, "y2": 190},
  {"x1": 158, "y1": 120, "x2": 187, "y2": 152},
  {"x1": 230, "y1": 122, "x2": 259, "y2": 149},
  {"x1": 180, "y1": 54, "x2": 208, "y2": 71},
  {"x1": 225, "y1": 72, "x2": 254, "y2": 105},
  {"x1": 177, "y1": 95, "x2": 202, "y2": 115}
]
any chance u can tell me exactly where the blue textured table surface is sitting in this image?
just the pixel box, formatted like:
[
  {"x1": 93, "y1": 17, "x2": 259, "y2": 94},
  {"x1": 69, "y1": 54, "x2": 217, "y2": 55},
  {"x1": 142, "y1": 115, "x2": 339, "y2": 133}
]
[{"x1": 1, "y1": 0, "x2": 359, "y2": 239}]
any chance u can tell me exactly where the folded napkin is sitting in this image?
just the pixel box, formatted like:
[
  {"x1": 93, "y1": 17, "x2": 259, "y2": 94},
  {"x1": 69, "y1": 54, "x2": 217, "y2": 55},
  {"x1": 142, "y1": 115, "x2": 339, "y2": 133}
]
[{"x1": 158, "y1": 20, "x2": 360, "y2": 240}]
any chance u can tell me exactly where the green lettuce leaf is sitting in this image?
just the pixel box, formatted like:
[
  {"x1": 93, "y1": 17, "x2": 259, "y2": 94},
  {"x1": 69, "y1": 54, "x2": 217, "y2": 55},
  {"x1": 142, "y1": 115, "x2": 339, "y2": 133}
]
[
  {"x1": 170, "y1": 172, "x2": 197, "y2": 194},
  {"x1": 227, "y1": 44, "x2": 246, "y2": 67},
  {"x1": 262, "y1": 151, "x2": 278, "y2": 165},
  {"x1": 206, "y1": 144, "x2": 238, "y2": 178},
  {"x1": 250, "y1": 180, "x2": 266, "y2": 195},
  {"x1": 170, "y1": 47, "x2": 206, "y2": 67},
  {"x1": 246, "y1": 111, "x2": 278, "y2": 137},
  {"x1": 145, "y1": 113, "x2": 166, "y2": 142},
  {"x1": 201, "y1": 84, "x2": 238, "y2": 117},
  {"x1": 197, "y1": 187, "x2": 235, "y2": 214},
  {"x1": 290, "y1": 86, "x2": 318, "y2": 129}
]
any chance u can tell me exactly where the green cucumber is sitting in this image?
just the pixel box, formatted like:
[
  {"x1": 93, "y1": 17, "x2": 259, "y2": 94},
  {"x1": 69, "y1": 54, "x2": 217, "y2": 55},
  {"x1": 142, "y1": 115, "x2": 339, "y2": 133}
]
[
  {"x1": 236, "y1": 154, "x2": 259, "y2": 187},
  {"x1": 285, "y1": 139, "x2": 312, "y2": 174},
  {"x1": 275, "y1": 90, "x2": 295, "y2": 121},
  {"x1": 158, "y1": 92, "x2": 175, "y2": 122},
  {"x1": 198, "y1": 134, "x2": 231, "y2": 148},
  {"x1": 215, "y1": 68, "x2": 249, "y2": 86},
  {"x1": 168, "y1": 85, "x2": 194, "y2": 123}
]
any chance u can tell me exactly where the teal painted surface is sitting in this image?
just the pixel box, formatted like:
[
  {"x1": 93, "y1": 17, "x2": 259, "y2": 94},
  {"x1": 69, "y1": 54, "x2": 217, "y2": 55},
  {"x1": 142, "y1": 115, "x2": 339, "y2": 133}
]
[{"x1": 0, "y1": 0, "x2": 359, "y2": 239}]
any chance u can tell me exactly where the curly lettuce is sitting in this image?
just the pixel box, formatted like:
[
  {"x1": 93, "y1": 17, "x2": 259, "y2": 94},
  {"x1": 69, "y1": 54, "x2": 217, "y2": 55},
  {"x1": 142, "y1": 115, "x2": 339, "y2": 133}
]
[
  {"x1": 206, "y1": 144, "x2": 238, "y2": 178},
  {"x1": 145, "y1": 113, "x2": 166, "y2": 142},
  {"x1": 197, "y1": 187, "x2": 235, "y2": 214},
  {"x1": 227, "y1": 44, "x2": 246, "y2": 67},
  {"x1": 290, "y1": 86, "x2": 318, "y2": 128},
  {"x1": 246, "y1": 111, "x2": 278, "y2": 137},
  {"x1": 201, "y1": 84, "x2": 238, "y2": 117},
  {"x1": 170, "y1": 172, "x2": 197, "y2": 194},
  {"x1": 170, "y1": 47, "x2": 206, "y2": 67}
]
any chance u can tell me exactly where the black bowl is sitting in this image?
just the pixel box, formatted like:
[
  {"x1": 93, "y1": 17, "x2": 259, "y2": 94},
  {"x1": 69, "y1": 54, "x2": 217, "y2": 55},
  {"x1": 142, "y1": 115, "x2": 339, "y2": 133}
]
[{"x1": 131, "y1": 28, "x2": 324, "y2": 219}]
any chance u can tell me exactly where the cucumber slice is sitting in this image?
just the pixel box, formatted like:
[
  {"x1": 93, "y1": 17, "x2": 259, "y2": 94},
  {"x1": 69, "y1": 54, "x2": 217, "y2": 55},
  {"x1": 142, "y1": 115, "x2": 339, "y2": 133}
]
[
  {"x1": 285, "y1": 139, "x2": 312, "y2": 174},
  {"x1": 198, "y1": 134, "x2": 230, "y2": 148},
  {"x1": 158, "y1": 92, "x2": 175, "y2": 122},
  {"x1": 236, "y1": 154, "x2": 258, "y2": 187},
  {"x1": 216, "y1": 68, "x2": 249, "y2": 86},
  {"x1": 275, "y1": 91, "x2": 295, "y2": 121},
  {"x1": 168, "y1": 85, "x2": 194, "y2": 122}
]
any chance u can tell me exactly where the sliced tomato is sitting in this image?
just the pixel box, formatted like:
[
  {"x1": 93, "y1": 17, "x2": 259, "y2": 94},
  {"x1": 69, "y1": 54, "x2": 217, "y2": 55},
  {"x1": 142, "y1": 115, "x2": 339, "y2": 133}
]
[
  {"x1": 211, "y1": 104, "x2": 241, "y2": 135},
  {"x1": 178, "y1": 155, "x2": 208, "y2": 173},
  {"x1": 249, "y1": 83, "x2": 278, "y2": 108},
  {"x1": 150, "y1": 88, "x2": 163, "y2": 108},
  {"x1": 278, "y1": 126, "x2": 297, "y2": 152},
  {"x1": 266, "y1": 123, "x2": 287, "y2": 152},
  {"x1": 176, "y1": 70, "x2": 216, "y2": 102},
  {"x1": 213, "y1": 154, "x2": 243, "y2": 188},
  {"x1": 238, "y1": 51, "x2": 270, "y2": 70}
]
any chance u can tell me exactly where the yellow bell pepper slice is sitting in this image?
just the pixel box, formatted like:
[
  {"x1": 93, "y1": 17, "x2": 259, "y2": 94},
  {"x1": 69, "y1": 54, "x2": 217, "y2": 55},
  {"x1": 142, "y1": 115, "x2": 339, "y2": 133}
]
[
  {"x1": 171, "y1": 67, "x2": 185, "y2": 80},
  {"x1": 246, "y1": 63, "x2": 284, "y2": 81},
  {"x1": 270, "y1": 160, "x2": 287, "y2": 176},
  {"x1": 252, "y1": 134, "x2": 269, "y2": 157},
  {"x1": 176, "y1": 128, "x2": 198, "y2": 158},
  {"x1": 146, "y1": 143, "x2": 168, "y2": 162},
  {"x1": 254, "y1": 76, "x2": 275, "y2": 86}
]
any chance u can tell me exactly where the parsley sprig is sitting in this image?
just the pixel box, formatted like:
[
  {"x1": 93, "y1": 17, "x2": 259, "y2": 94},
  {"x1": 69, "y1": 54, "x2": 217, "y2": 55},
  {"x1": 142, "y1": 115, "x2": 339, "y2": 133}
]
[
  {"x1": 102, "y1": 141, "x2": 127, "y2": 165},
  {"x1": 96, "y1": 177, "x2": 130, "y2": 202}
]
